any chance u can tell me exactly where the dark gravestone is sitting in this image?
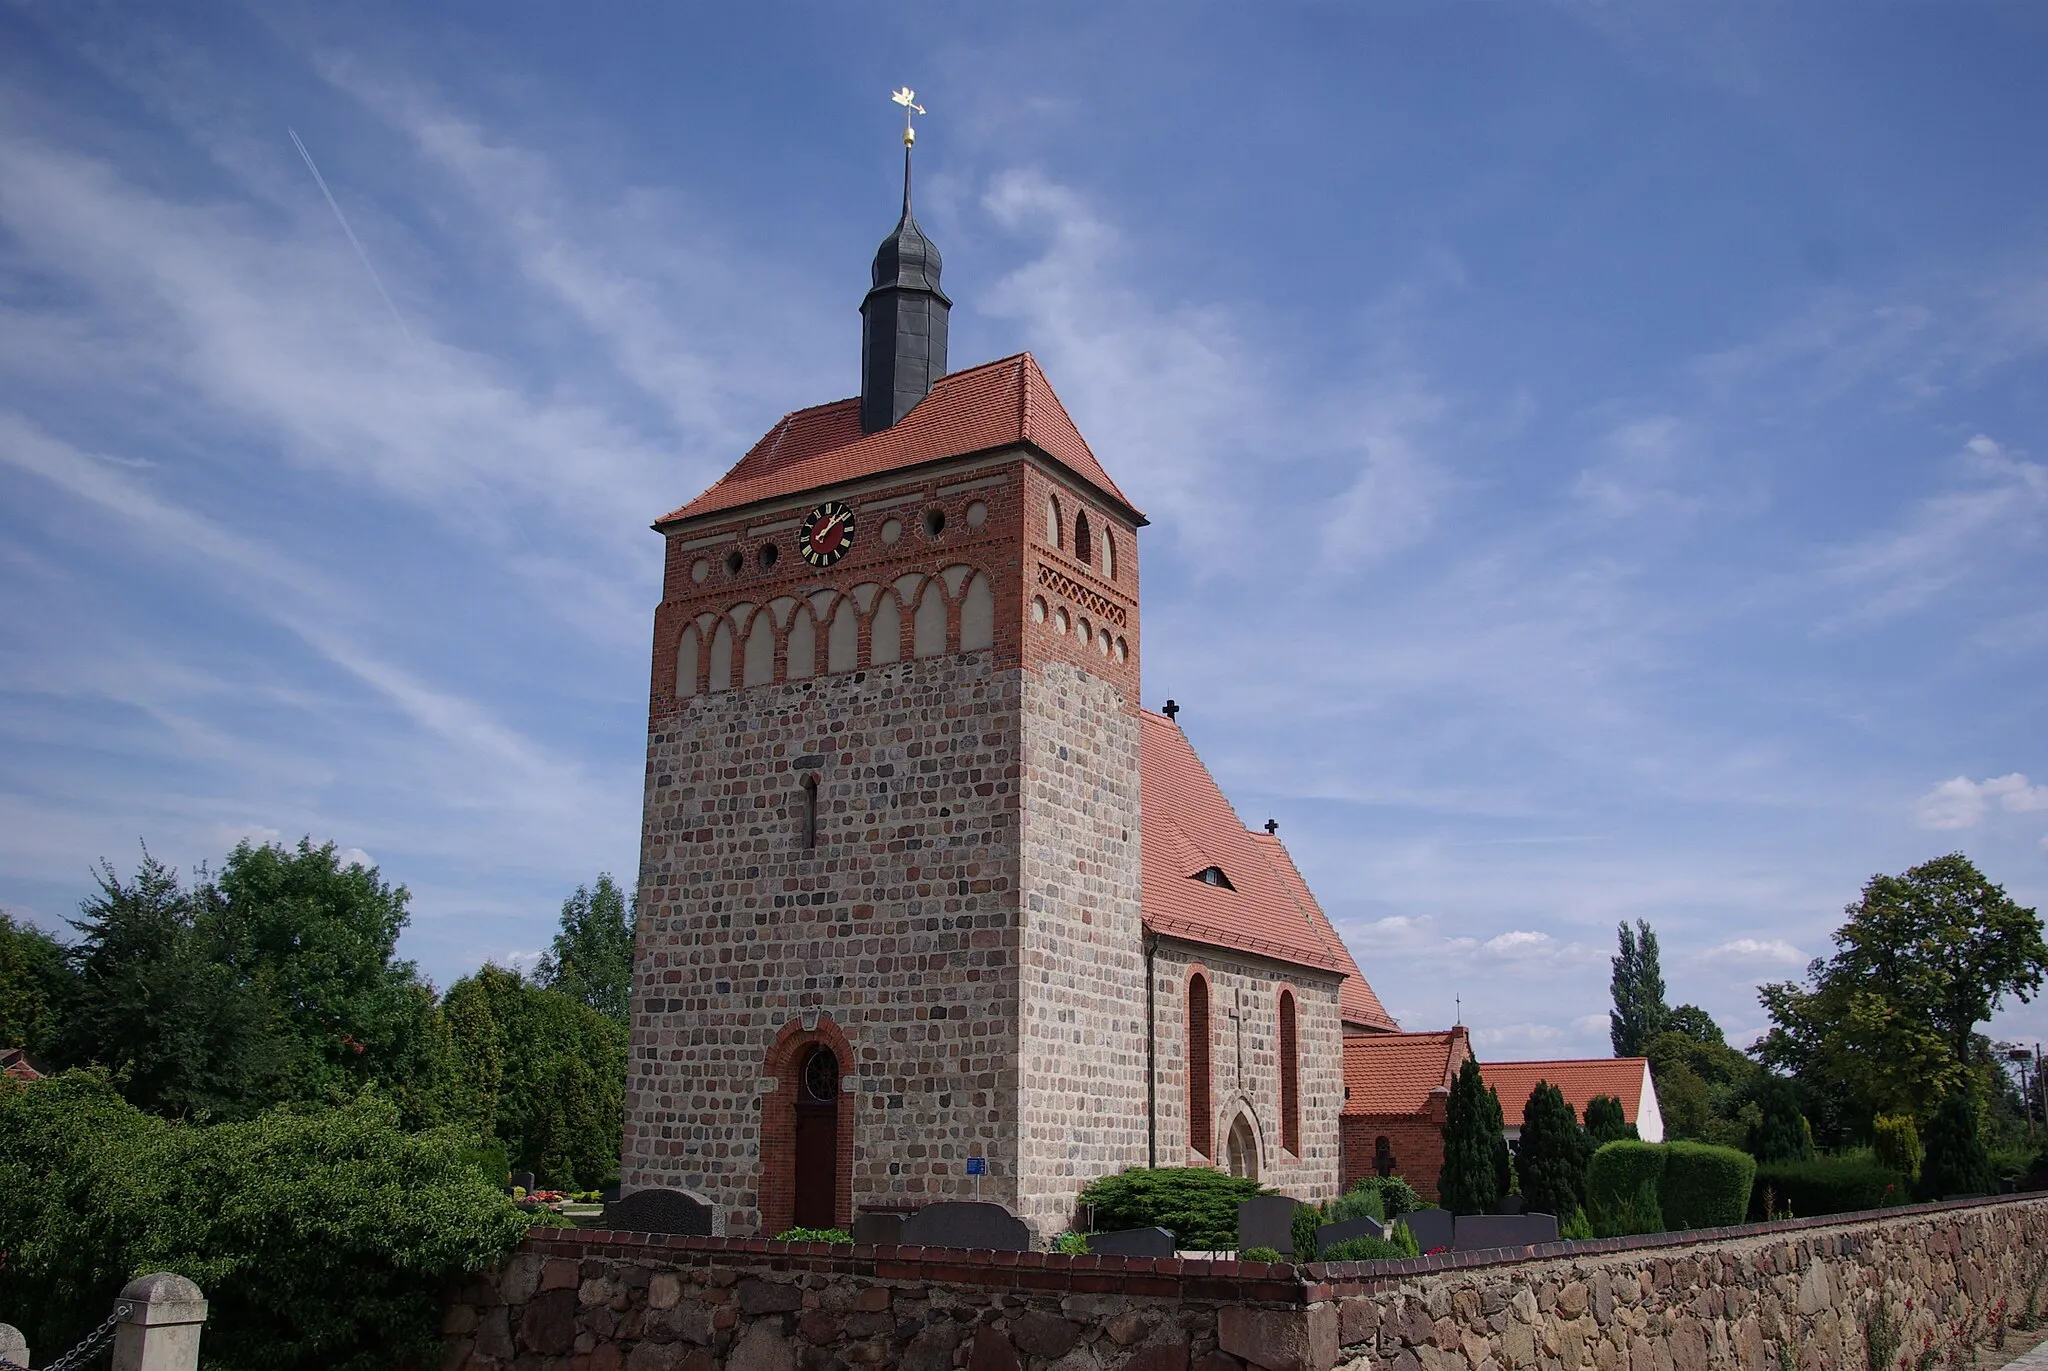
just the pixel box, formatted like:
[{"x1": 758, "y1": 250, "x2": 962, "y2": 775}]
[
  {"x1": 601, "y1": 1185, "x2": 620, "y2": 1204},
  {"x1": 1494, "y1": 1194, "x2": 1526, "y2": 1215},
  {"x1": 1237, "y1": 1195, "x2": 1300, "y2": 1255},
  {"x1": 1314, "y1": 1215, "x2": 1384, "y2": 1257},
  {"x1": 898, "y1": 1201, "x2": 1032, "y2": 1252},
  {"x1": 1401, "y1": 1207, "x2": 1454, "y2": 1254},
  {"x1": 1086, "y1": 1226, "x2": 1176, "y2": 1258},
  {"x1": 601, "y1": 1187, "x2": 722, "y2": 1237},
  {"x1": 851, "y1": 1211, "x2": 907, "y2": 1245},
  {"x1": 1452, "y1": 1212, "x2": 1559, "y2": 1251},
  {"x1": 510, "y1": 1171, "x2": 536, "y2": 1194}
]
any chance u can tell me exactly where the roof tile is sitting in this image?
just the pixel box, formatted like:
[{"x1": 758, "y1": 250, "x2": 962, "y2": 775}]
[
  {"x1": 1341, "y1": 1030, "x2": 1471, "y2": 1116},
  {"x1": 1479, "y1": 1059, "x2": 1650, "y2": 1126}
]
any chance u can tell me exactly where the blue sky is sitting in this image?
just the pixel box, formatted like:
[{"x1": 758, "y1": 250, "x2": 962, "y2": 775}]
[{"x1": 3, "y1": 2, "x2": 2045, "y2": 1062}]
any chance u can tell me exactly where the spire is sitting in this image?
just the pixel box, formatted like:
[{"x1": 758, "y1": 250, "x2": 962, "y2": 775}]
[{"x1": 861, "y1": 89, "x2": 950, "y2": 433}]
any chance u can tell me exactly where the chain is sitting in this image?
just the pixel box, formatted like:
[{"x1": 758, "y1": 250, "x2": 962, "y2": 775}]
[{"x1": 33, "y1": 1300, "x2": 133, "y2": 1371}]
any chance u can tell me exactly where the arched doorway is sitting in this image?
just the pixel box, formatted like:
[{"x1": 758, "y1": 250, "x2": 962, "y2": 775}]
[
  {"x1": 1225, "y1": 1112, "x2": 1260, "y2": 1181},
  {"x1": 793, "y1": 1044, "x2": 840, "y2": 1229}
]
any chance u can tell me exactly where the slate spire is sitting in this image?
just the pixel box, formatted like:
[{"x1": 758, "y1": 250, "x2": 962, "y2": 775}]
[{"x1": 860, "y1": 141, "x2": 951, "y2": 433}]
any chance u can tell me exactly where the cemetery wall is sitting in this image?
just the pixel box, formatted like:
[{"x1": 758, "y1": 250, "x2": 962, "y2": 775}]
[{"x1": 441, "y1": 1195, "x2": 2048, "y2": 1371}]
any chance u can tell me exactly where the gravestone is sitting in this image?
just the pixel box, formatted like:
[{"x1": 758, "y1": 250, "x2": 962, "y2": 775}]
[
  {"x1": 510, "y1": 1171, "x2": 536, "y2": 1194},
  {"x1": 1314, "y1": 1215, "x2": 1384, "y2": 1257},
  {"x1": 898, "y1": 1201, "x2": 1032, "y2": 1252},
  {"x1": 1087, "y1": 1226, "x2": 1176, "y2": 1258},
  {"x1": 851, "y1": 1211, "x2": 907, "y2": 1245},
  {"x1": 1237, "y1": 1195, "x2": 1300, "y2": 1255},
  {"x1": 601, "y1": 1187, "x2": 722, "y2": 1237},
  {"x1": 1452, "y1": 1212, "x2": 1559, "y2": 1251},
  {"x1": 1400, "y1": 1207, "x2": 1454, "y2": 1254},
  {"x1": 1494, "y1": 1194, "x2": 1526, "y2": 1215},
  {"x1": 0, "y1": 1323, "x2": 25, "y2": 1371}
]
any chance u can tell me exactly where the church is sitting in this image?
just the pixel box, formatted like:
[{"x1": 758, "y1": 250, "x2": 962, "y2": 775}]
[{"x1": 621, "y1": 118, "x2": 1400, "y2": 1240}]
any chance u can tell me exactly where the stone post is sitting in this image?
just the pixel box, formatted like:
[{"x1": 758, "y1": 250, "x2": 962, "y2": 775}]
[
  {"x1": 0, "y1": 1323, "x2": 26, "y2": 1369},
  {"x1": 110, "y1": 1272, "x2": 208, "y2": 1371}
]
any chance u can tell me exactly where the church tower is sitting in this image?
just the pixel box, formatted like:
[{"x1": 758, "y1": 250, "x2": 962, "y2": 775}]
[{"x1": 622, "y1": 114, "x2": 1150, "y2": 1237}]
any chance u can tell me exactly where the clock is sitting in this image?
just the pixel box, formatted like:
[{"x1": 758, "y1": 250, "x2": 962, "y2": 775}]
[{"x1": 798, "y1": 500, "x2": 855, "y2": 567}]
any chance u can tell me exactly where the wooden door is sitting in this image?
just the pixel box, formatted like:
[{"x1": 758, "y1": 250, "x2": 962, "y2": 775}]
[{"x1": 792, "y1": 1046, "x2": 839, "y2": 1229}]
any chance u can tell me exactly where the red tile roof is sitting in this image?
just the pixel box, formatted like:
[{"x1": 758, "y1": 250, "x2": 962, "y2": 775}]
[
  {"x1": 1141, "y1": 709, "x2": 1384, "y2": 987},
  {"x1": 658, "y1": 353, "x2": 1139, "y2": 525},
  {"x1": 1480, "y1": 1058, "x2": 1651, "y2": 1126},
  {"x1": 1, "y1": 1047, "x2": 42, "y2": 1081},
  {"x1": 1341, "y1": 1029, "x2": 1472, "y2": 1116}
]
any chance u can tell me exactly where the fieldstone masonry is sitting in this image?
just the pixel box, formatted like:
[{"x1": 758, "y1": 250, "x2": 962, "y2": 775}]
[{"x1": 442, "y1": 1197, "x2": 2048, "y2": 1371}]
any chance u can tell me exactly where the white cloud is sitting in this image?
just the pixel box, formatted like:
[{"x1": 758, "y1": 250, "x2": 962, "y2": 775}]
[
  {"x1": 1915, "y1": 773, "x2": 2048, "y2": 830},
  {"x1": 1703, "y1": 937, "x2": 1806, "y2": 968}
]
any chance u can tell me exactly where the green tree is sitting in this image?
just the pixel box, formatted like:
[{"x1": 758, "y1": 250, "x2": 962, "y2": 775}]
[
  {"x1": 53, "y1": 850, "x2": 287, "y2": 1120},
  {"x1": 1514, "y1": 1081, "x2": 1592, "y2": 1218},
  {"x1": 536, "y1": 874, "x2": 637, "y2": 1024},
  {"x1": 1757, "y1": 854, "x2": 2046, "y2": 1127},
  {"x1": 1582, "y1": 1094, "x2": 1638, "y2": 1145},
  {"x1": 1746, "y1": 1076, "x2": 1814, "y2": 1162},
  {"x1": 1664, "y1": 1004, "x2": 1724, "y2": 1045},
  {"x1": 1918, "y1": 1091, "x2": 1993, "y2": 1200},
  {"x1": 1439, "y1": 1057, "x2": 1505, "y2": 1215},
  {"x1": 0, "y1": 910, "x2": 73, "y2": 1056},
  {"x1": 1610, "y1": 920, "x2": 1670, "y2": 1057}
]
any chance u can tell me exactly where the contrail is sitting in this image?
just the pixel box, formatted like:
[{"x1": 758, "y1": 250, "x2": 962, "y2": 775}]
[{"x1": 288, "y1": 126, "x2": 413, "y2": 343}]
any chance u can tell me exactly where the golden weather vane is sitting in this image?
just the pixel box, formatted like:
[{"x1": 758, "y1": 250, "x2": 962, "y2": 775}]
[{"x1": 891, "y1": 87, "x2": 926, "y2": 147}]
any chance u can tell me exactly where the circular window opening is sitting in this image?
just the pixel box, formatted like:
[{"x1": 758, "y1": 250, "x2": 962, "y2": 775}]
[
  {"x1": 758, "y1": 543, "x2": 779, "y2": 569},
  {"x1": 802, "y1": 1046, "x2": 840, "y2": 1103},
  {"x1": 691, "y1": 558, "x2": 710, "y2": 585},
  {"x1": 923, "y1": 508, "x2": 946, "y2": 538},
  {"x1": 725, "y1": 549, "x2": 744, "y2": 575},
  {"x1": 1030, "y1": 596, "x2": 1048, "y2": 624},
  {"x1": 880, "y1": 517, "x2": 903, "y2": 545},
  {"x1": 966, "y1": 500, "x2": 989, "y2": 528}
]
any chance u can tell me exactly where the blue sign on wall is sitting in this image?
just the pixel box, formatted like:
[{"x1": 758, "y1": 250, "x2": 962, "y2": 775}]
[{"x1": 965, "y1": 1156, "x2": 986, "y2": 1176}]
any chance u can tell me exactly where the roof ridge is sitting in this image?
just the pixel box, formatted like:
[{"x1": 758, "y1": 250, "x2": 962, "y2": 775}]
[{"x1": 1486, "y1": 1056, "x2": 1649, "y2": 1067}]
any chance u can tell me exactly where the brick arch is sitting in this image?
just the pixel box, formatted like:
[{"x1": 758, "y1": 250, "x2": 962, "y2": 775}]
[{"x1": 759, "y1": 1015, "x2": 857, "y2": 1236}]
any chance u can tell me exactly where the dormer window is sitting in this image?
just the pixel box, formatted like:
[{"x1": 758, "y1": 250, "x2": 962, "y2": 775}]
[{"x1": 1193, "y1": 866, "x2": 1234, "y2": 890}]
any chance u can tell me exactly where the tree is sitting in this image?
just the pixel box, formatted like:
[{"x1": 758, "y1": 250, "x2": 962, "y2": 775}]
[
  {"x1": 1610, "y1": 920, "x2": 1669, "y2": 1057},
  {"x1": 1439, "y1": 1057, "x2": 1505, "y2": 1215},
  {"x1": 0, "y1": 911, "x2": 72, "y2": 1056},
  {"x1": 1757, "y1": 854, "x2": 2046, "y2": 1127},
  {"x1": 536, "y1": 874, "x2": 637, "y2": 1025},
  {"x1": 1918, "y1": 1091, "x2": 1992, "y2": 1200},
  {"x1": 1746, "y1": 1076, "x2": 1813, "y2": 1163},
  {"x1": 1583, "y1": 1095, "x2": 1638, "y2": 1145},
  {"x1": 1664, "y1": 1004, "x2": 1724, "y2": 1045},
  {"x1": 1515, "y1": 1082, "x2": 1592, "y2": 1218}
]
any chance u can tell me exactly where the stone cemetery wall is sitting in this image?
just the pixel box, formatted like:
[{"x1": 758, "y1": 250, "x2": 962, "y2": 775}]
[{"x1": 442, "y1": 1196, "x2": 2048, "y2": 1371}]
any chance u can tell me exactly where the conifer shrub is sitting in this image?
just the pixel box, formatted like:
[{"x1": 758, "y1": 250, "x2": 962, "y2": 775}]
[
  {"x1": 1076, "y1": 1167, "x2": 1266, "y2": 1250},
  {"x1": 1440, "y1": 1058, "x2": 1505, "y2": 1215},
  {"x1": 1872, "y1": 1114, "x2": 1923, "y2": 1182},
  {"x1": 1657, "y1": 1141, "x2": 1755, "y2": 1230},
  {"x1": 1587, "y1": 1140, "x2": 1665, "y2": 1236},
  {"x1": 1290, "y1": 1202, "x2": 1322, "y2": 1259},
  {"x1": 1747, "y1": 1077, "x2": 1814, "y2": 1163},
  {"x1": 1746, "y1": 1158, "x2": 1908, "y2": 1219},
  {"x1": 0, "y1": 1071, "x2": 530, "y2": 1371},
  {"x1": 1582, "y1": 1095, "x2": 1639, "y2": 1145},
  {"x1": 1516, "y1": 1081, "x2": 1594, "y2": 1218},
  {"x1": 1918, "y1": 1092, "x2": 1993, "y2": 1201}
]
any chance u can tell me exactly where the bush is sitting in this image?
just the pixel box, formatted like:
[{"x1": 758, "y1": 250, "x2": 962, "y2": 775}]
[
  {"x1": 1053, "y1": 1231, "x2": 1090, "y2": 1254},
  {"x1": 1587, "y1": 1141, "x2": 1665, "y2": 1237},
  {"x1": 1747, "y1": 1077, "x2": 1814, "y2": 1163},
  {"x1": 1077, "y1": 1167, "x2": 1266, "y2": 1250},
  {"x1": 1329, "y1": 1184, "x2": 1385, "y2": 1224},
  {"x1": 1241, "y1": 1245, "x2": 1283, "y2": 1263},
  {"x1": 1583, "y1": 1095, "x2": 1639, "y2": 1145},
  {"x1": 1321, "y1": 1234, "x2": 1405, "y2": 1262},
  {"x1": 1290, "y1": 1203, "x2": 1322, "y2": 1259},
  {"x1": 772, "y1": 1227, "x2": 851, "y2": 1244},
  {"x1": 0, "y1": 1071, "x2": 530, "y2": 1371},
  {"x1": 1516, "y1": 1081, "x2": 1593, "y2": 1218},
  {"x1": 1343, "y1": 1174, "x2": 1419, "y2": 1219},
  {"x1": 1658, "y1": 1141, "x2": 1755, "y2": 1230},
  {"x1": 1919, "y1": 1092, "x2": 1993, "y2": 1200},
  {"x1": 1440, "y1": 1058, "x2": 1506, "y2": 1215},
  {"x1": 1873, "y1": 1115, "x2": 1923, "y2": 1182},
  {"x1": 1747, "y1": 1157, "x2": 1908, "y2": 1220}
]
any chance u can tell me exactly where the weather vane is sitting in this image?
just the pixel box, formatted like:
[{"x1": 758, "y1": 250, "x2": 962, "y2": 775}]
[{"x1": 891, "y1": 87, "x2": 926, "y2": 147}]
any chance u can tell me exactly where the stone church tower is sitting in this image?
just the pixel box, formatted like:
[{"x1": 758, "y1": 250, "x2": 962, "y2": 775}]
[{"x1": 623, "y1": 137, "x2": 1393, "y2": 1239}]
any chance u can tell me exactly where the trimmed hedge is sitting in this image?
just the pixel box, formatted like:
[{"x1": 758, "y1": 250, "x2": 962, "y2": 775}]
[
  {"x1": 1588, "y1": 1140, "x2": 1665, "y2": 1237},
  {"x1": 1747, "y1": 1157, "x2": 1909, "y2": 1220},
  {"x1": 1658, "y1": 1141, "x2": 1755, "y2": 1229},
  {"x1": 1076, "y1": 1167, "x2": 1266, "y2": 1250}
]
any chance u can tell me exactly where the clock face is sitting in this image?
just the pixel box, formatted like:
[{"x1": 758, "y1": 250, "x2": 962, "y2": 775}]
[{"x1": 799, "y1": 500, "x2": 855, "y2": 567}]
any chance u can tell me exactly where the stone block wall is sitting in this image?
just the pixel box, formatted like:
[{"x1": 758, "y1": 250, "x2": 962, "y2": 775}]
[
  {"x1": 444, "y1": 1197, "x2": 2048, "y2": 1371},
  {"x1": 1151, "y1": 941, "x2": 1344, "y2": 1201}
]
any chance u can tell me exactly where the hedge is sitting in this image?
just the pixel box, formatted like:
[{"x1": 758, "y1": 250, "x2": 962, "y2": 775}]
[
  {"x1": 0, "y1": 1071, "x2": 531, "y2": 1371},
  {"x1": 1076, "y1": 1167, "x2": 1266, "y2": 1250},
  {"x1": 1747, "y1": 1157, "x2": 1909, "y2": 1220},
  {"x1": 1658, "y1": 1142, "x2": 1755, "y2": 1230},
  {"x1": 1587, "y1": 1140, "x2": 1665, "y2": 1237}
]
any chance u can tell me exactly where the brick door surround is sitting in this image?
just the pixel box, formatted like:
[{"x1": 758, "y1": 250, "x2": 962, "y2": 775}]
[{"x1": 759, "y1": 1015, "x2": 857, "y2": 1236}]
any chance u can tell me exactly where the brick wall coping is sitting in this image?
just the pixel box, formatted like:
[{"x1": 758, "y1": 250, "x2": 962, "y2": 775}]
[{"x1": 524, "y1": 1192, "x2": 2047, "y2": 1308}]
